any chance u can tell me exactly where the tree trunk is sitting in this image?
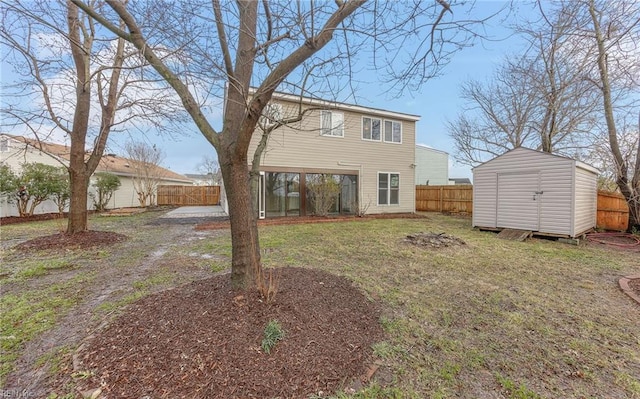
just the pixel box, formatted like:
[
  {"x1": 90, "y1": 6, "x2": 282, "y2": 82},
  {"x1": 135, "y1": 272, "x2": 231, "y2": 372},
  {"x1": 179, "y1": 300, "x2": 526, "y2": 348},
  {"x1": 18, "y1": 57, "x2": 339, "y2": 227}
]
[
  {"x1": 219, "y1": 150, "x2": 261, "y2": 289},
  {"x1": 588, "y1": 0, "x2": 640, "y2": 233},
  {"x1": 67, "y1": 167, "x2": 90, "y2": 233}
]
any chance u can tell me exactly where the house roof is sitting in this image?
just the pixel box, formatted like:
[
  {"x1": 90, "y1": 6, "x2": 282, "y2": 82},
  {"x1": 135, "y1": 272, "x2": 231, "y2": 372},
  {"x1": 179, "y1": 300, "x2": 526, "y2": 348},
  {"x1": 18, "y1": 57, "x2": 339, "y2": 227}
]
[
  {"x1": 449, "y1": 177, "x2": 472, "y2": 185},
  {"x1": 256, "y1": 89, "x2": 421, "y2": 122},
  {"x1": 416, "y1": 144, "x2": 449, "y2": 155},
  {"x1": 2, "y1": 134, "x2": 193, "y2": 183}
]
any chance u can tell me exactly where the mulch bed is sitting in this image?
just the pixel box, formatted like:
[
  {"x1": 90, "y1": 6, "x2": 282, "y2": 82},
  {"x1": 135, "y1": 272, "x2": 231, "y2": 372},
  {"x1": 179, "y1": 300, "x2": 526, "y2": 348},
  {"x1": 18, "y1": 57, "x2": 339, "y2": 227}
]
[
  {"x1": 73, "y1": 267, "x2": 384, "y2": 398},
  {"x1": 0, "y1": 213, "x2": 68, "y2": 226},
  {"x1": 13, "y1": 231, "x2": 127, "y2": 251},
  {"x1": 628, "y1": 278, "x2": 640, "y2": 301}
]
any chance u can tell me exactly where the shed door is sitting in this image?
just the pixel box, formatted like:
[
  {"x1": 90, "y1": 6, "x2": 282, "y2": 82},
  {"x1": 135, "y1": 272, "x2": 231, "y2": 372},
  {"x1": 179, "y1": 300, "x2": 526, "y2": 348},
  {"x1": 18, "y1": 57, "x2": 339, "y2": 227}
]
[{"x1": 497, "y1": 172, "x2": 541, "y2": 231}]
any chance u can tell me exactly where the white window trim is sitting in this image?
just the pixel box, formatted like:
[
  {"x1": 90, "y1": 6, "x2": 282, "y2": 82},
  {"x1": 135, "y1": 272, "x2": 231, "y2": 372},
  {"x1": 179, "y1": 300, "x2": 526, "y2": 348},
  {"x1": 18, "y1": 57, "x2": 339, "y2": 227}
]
[
  {"x1": 320, "y1": 110, "x2": 344, "y2": 138},
  {"x1": 361, "y1": 116, "x2": 382, "y2": 142},
  {"x1": 383, "y1": 119, "x2": 402, "y2": 144},
  {"x1": 377, "y1": 172, "x2": 400, "y2": 206},
  {"x1": 260, "y1": 103, "x2": 283, "y2": 128}
]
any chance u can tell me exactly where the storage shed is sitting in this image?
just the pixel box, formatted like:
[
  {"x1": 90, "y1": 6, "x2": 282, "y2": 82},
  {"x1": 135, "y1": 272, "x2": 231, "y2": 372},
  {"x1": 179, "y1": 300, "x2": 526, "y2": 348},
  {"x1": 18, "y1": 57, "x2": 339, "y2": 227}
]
[{"x1": 472, "y1": 147, "x2": 599, "y2": 238}]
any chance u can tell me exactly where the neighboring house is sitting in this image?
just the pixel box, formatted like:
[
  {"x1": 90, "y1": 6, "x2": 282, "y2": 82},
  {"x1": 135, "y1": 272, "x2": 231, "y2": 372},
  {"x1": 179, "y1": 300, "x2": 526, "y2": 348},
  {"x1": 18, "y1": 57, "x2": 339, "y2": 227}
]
[
  {"x1": 0, "y1": 134, "x2": 192, "y2": 217},
  {"x1": 449, "y1": 177, "x2": 472, "y2": 185},
  {"x1": 415, "y1": 144, "x2": 449, "y2": 186},
  {"x1": 185, "y1": 173, "x2": 220, "y2": 186},
  {"x1": 247, "y1": 92, "x2": 420, "y2": 218}
]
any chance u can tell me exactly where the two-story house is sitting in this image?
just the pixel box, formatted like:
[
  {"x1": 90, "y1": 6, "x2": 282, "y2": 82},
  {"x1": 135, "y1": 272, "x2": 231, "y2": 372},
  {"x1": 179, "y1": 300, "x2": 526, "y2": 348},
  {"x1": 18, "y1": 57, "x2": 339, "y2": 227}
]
[{"x1": 247, "y1": 92, "x2": 420, "y2": 218}]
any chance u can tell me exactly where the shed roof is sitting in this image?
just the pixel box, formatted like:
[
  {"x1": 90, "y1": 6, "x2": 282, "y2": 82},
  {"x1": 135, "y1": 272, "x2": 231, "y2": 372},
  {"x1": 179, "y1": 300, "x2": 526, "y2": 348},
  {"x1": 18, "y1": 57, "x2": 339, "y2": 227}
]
[{"x1": 472, "y1": 147, "x2": 599, "y2": 175}]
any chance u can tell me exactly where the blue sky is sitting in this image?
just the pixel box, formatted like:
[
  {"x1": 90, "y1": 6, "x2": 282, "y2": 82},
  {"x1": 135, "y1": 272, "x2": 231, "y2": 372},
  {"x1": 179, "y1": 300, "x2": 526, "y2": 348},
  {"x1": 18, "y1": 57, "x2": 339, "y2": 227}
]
[
  {"x1": 142, "y1": 0, "x2": 526, "y2": 178},
  {"x1": 2, "y1": 1, "x2": 529, "y2": 179}
]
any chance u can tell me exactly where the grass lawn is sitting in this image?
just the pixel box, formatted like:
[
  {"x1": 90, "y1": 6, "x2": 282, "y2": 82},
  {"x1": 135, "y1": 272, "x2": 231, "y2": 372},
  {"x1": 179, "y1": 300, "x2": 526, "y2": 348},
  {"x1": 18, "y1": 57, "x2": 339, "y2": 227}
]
[{"x1": 1, "y1": 212, "x2": 638, "y2": 398}]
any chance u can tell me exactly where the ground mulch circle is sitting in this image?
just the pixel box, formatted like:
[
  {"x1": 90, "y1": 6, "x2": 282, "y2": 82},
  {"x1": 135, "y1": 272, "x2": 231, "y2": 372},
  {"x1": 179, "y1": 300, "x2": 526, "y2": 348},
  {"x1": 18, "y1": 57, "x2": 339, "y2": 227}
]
[
  {"x1": 75, "y1": 267, "x2": 384, "y2": 398},
  {"x1": 13, "y1": 231, "x2": 127, "y2": 251},
  {"x1": 628, "y1": 278, "x2": 640, "y2": 301},
  {"x1": 403, "y1": 231, "x2": 466, "y2": 249}
]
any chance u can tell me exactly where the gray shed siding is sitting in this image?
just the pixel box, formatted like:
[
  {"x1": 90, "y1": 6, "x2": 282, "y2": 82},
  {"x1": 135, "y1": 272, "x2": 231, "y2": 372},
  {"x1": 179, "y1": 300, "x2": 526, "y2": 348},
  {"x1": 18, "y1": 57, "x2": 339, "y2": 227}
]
[
  {"x1": 472, "y1": 147, "x2": 597, "y2": 237},
  {"x1": 573, "y1": 167, "x2": 598, "y2": 236}
]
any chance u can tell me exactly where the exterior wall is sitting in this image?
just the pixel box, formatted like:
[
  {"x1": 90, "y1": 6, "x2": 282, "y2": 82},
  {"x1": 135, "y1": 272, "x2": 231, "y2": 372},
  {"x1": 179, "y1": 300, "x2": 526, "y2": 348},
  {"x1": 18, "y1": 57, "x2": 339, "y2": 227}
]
[
  {"x1": 1, "y1": 136, "x2": 192, "y2": 216},
  {"x1": 573, "y1": 166, "x2": 598, "y2": 235},
  {"x1": 248, "y1": 98, "x2": 418, "y2": 214},
  {"x1": 92, "y1": 176, "x2": 140, "y2": 209},
  {"x1": 0, "y1": 137, "x2": 68, "y2": 217},
  {"x1": 415, "y1": 145, "x2": 449, "y2": 185},
  {"x1": 472, "y1": 147, "x2": 577, "y2": 236}
]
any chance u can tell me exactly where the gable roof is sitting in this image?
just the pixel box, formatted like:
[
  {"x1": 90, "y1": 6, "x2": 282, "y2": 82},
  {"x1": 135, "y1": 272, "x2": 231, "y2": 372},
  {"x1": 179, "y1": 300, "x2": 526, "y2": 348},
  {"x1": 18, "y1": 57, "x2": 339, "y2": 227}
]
[
  {"x1": 473, "y1": 147, "x2": 600, "y2": 175},
  {"x1": 252, "y1": 89, "x2": 421, "y2": 122},
  {"x1": 2, "y1": 134, "x2": 193, "y2": 183}
]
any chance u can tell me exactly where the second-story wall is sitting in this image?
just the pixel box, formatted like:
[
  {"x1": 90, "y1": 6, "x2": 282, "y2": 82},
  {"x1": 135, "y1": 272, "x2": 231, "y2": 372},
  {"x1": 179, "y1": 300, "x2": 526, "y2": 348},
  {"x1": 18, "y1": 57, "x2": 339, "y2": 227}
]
[{"x1": 247, "y1": 95, "x2": 419, "y2": 214}]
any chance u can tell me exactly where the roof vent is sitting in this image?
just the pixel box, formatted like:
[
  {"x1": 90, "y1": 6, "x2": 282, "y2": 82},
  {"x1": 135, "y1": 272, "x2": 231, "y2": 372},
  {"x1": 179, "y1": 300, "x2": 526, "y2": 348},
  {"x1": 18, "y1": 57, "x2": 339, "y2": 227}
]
[{"x1": 106, "y1": 153, "x2": 116, "y2": 157}]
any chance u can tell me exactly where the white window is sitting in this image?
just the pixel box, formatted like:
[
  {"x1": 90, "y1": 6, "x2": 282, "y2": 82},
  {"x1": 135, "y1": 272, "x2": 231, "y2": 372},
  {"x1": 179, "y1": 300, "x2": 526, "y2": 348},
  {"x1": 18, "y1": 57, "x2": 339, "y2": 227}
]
[
  {"x1": 0, "y1": 138, "x2": 8, "y2": 152},
  {"x1": 362, "y1": 117, "x2": 382, "y2": 141},
  {"x1": 260, "y1": 103, "x2": 283, "y2": 127},
  {"x1": 384, "y1": 120, "x2": 402, "y2": 143},
  {"x1": 378, "y1": 172, "x2": 399, "y2": 205},
  {"x1": 320, "y1": 110, "x2": 344, "y2": 137}
]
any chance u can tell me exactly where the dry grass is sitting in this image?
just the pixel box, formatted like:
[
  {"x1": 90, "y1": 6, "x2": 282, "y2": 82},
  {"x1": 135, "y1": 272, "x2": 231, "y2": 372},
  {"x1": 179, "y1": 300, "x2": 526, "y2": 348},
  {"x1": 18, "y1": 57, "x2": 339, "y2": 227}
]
[
  {"x1": 1, "y1": 212, "x2": 638, "y2": 398},
  {"x1": 252, "y1": 214, "x2": 640, "y2": 398}
]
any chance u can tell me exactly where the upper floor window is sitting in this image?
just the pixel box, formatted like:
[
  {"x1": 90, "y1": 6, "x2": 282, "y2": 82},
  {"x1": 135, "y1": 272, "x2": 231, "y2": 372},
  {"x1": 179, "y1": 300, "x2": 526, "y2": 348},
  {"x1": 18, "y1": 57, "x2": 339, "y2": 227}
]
[
  {"x1": 362, "y1": 117, "x2": 382, "y2": 141},
  {"x1": 320, "y1": 110, "x2": 343, "y2": 137},
  {"x1": 0, "y1": 138, "x2": 8, "y2": 152},
  {"x1": 260, "y1": 103, "x2": 283, "y2": 128},
  {"x1": 378, "y1": 172, "x2": 400, "y2": 205},
  {"x1": 384, "y1": 120, "x2": 402, "y2": 143}
]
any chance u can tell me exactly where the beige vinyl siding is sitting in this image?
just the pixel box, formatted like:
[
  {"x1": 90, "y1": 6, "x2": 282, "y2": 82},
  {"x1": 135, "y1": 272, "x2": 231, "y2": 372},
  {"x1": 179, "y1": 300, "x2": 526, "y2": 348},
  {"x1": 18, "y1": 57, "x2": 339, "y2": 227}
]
[
  {"x1": 573, "y1": 166, "x2": 598, "y2": 235},
  {"x1": 472, "y1": 147, "x2": 597, "y2": 237},
  {"x1": 249, "y1": 99, "x2": 417, "y2": 214}
]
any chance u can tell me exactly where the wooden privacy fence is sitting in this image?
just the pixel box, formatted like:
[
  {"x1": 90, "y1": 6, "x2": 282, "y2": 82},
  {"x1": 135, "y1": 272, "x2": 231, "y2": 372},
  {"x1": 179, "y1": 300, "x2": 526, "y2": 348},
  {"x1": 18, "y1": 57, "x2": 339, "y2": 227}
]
[
  {"x1": 157, "y1": 185, "x2": 220, "y2": 206},
  {"x1": 415, "y1": 186, "x2": 630, "y2": 230},
  {"x1": 597, "y1": 191, "x2": 629, "y2": 231},
  {"x1": 415, "y1": 185, "x2": 473, "y2": 213}
]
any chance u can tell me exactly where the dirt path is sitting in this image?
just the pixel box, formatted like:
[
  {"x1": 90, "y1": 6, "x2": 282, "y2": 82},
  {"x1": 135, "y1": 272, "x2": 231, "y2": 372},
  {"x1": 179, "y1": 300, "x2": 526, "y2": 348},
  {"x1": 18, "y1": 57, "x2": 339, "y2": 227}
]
[{"x1": 3, "y1": 218, "x2": 224, "y2": 395}]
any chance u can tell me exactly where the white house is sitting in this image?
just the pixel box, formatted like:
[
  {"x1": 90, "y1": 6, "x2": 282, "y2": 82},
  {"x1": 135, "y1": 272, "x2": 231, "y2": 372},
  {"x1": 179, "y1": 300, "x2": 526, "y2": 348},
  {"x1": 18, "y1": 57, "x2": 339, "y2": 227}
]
[
  {"x1": 472, "y1": 147, "x2": 599, "y2": 238},
  {"x1": 0, "y1": 134, "x2": 193, "y2": 217},
  {"x1": 414, "y1": 144, "x2": 449, "y2": 186}
]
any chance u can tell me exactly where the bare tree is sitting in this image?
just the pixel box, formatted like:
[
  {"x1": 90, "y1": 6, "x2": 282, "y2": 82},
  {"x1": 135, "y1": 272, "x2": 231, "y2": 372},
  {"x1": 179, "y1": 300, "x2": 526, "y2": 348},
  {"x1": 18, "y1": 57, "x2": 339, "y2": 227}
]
[
  {"x1": 0, "y1": 0, "x2": 183, "y2": 233},
  {"x1": 124, "y1": 140, "x2": 165, "y2": 207},
  {"x1": 196, "y1": 156, "x2": 222, "y2": 186},
  {"x1": 585, "y1": 0, "x2": 640, "y2": 231},
  {"x1": 449, "y1": 4, "x2": 600, "y2": 166},
  {"x1": 72, "y1": 0, "x2": 490, "y2": 289}
]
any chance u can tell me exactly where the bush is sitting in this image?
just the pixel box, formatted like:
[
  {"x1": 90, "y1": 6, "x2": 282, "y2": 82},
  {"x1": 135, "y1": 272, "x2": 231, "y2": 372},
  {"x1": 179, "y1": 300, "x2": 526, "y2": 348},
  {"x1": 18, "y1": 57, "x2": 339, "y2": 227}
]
[
  {"x1": 91, "y1": 172, "x2": 121, "y2": 211},
  {"x1": 306, "y1": 174, "x2": 340, "y2": 216}
]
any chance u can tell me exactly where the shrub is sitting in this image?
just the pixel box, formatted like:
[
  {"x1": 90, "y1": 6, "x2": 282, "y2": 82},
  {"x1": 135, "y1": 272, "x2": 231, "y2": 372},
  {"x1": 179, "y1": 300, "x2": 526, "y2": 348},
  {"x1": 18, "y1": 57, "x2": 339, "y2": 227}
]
[{"x1": 91, "y1": 172, "x2": 121, "y2": 211}]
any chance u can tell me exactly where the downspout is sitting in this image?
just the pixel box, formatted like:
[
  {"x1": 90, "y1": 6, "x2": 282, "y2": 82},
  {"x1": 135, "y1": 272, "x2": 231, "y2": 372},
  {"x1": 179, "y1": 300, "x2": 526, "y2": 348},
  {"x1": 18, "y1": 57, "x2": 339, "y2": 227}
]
[{"x1": 337, "y1": 161, "x2": 364, "y2": 214}]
